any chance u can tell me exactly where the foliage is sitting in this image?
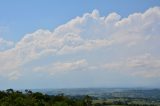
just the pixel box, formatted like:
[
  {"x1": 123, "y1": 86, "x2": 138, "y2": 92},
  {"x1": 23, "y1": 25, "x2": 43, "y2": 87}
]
[
  {"x1": 0, "y1": 89, "x2": 160, "y2": 106},
  {"x1": 0, "y1": 89, "x2": 89, "y2": 106}
]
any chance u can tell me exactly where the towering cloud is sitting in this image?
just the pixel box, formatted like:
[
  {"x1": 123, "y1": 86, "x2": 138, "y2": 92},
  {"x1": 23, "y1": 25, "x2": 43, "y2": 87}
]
[{"x1": 0, "y1": 7, "x2": 160, "y2": 80}]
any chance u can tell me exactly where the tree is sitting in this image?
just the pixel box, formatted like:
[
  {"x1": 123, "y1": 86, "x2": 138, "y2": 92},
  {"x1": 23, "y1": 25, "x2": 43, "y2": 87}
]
[{"x1": 83, "y1": 95, "x2": 92, "y2": 106}]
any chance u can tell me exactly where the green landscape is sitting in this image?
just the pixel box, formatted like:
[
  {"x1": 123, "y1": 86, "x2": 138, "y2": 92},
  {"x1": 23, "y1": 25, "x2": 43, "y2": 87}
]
[{"x1": 0, "y1": 88, "x2": 160, "y2": 106}]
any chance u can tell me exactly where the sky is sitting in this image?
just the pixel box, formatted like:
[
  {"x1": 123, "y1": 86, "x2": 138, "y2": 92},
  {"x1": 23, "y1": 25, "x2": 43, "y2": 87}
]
[{"x1": 0, "y1": 0, "x2": 160, "y2": 89}]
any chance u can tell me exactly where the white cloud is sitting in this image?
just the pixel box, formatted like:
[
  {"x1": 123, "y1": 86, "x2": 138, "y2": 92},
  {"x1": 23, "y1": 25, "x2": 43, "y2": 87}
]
[
  {"x1": 0, "y1": 38, "x2": 14, "y2": 51},
  {"x1": 103, "y1": 54, "x2": 160, "y2": 78},
  {"x1": 8, "y1": 71, "x2": 21, "y2": 80},
  {"x1": 57, "y1": 39, "x2": 112, "y2": 55},
  {"x1": 0, "y1": 7, "x2": 160, "y2": 79},
  {"x1": 33, "y1": 59, "x2": 88, "y2": 75}
]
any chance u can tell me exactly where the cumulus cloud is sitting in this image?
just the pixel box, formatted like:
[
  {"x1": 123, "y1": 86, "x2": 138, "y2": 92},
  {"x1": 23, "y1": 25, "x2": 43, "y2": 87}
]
[{"x1": 0, "y1": 7, "x2": 160, "y2": 79}]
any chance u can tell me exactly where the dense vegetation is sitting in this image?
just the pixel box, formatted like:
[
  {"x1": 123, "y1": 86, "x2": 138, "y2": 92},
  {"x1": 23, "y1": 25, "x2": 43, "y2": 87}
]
[
  {"x1": 0, "y1": 89, "x2": 160, "y2": 106},
  {"x1": 0, "y1": 89, "x2": 92, "y2": 106}
]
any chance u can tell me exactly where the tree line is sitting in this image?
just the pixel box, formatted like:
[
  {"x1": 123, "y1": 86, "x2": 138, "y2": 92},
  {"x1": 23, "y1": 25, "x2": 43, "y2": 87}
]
[
  {"x1": 0, "y1": 89, "x2": 158, "y2": 106},
  {"x1": 0, "y1": 89, "x2": 92, "y2": 106}
]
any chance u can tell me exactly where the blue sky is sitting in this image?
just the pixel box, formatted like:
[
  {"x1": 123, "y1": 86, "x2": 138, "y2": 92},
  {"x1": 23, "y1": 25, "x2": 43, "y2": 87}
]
[
  {"x1": 1, "y1": 0, "x2": 160, "y2": 41},
  {"x1": 0, "y1": 0, "x2": 160, "y2": 89}
]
